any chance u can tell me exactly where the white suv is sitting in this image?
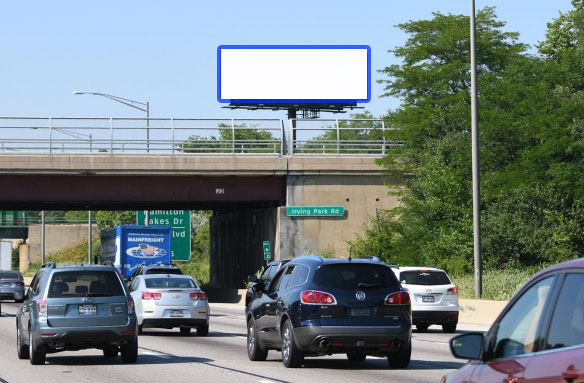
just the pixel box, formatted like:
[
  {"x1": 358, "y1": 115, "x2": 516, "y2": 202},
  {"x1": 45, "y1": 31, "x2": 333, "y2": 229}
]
[{"x1": 391, "y1": 266, "x2": 459, "y2": 333}]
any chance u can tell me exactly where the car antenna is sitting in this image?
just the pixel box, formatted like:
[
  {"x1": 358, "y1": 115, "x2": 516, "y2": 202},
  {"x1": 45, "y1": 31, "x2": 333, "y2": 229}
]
[{"x1": 349, "y1": 246, "x2": 352, "y2": 262}]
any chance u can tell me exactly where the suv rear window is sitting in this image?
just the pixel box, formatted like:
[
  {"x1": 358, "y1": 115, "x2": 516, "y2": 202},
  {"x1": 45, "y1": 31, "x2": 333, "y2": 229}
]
[
  {"x1": 48, "y1": 271, "x2": 125, "y2": 297},
  {"x1": 145, "y1": 277, "x2": 196, "y2": 289},
  {"x1": 399, "y1": 271, "x2": 451, "y2": 285},
  {"x1": 313, "y1": 264, "x2": 398, "y2": 290},
  {"x1": 0, "y1": 271, "x2": 20, "y2": 279}
]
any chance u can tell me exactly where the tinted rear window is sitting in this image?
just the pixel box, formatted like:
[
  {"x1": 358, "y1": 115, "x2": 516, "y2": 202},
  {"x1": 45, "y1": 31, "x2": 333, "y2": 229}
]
[
  {"x1": 313, "y1": 264, "x2": 398, "y2": 290},
  {"x1": 0, "y1": 271, "x2": 20, "y2": 279},
  {"x1": 48, "y1": 270, "x2": 125, "y2": 297},
  {"x1": 145, "y1": 277, "x2": 196, "y2": 289},
  {"x1": 145, "y1": 268, "x2": 182, "y2": 275},
  {"x1": 399, "y1": 271, "x2": 451, "y2": 285}
]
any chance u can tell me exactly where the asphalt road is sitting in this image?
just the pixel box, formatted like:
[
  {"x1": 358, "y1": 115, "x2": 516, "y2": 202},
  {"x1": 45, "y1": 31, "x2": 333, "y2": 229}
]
[{"x1": 0, "y1": 302, "x2": 485, "y2": 383}]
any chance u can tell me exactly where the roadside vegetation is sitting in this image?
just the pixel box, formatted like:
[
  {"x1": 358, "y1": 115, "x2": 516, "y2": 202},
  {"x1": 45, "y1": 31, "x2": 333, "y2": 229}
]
[{"x1": 348, "y1": 2, "x2": 584, "y2": 298}]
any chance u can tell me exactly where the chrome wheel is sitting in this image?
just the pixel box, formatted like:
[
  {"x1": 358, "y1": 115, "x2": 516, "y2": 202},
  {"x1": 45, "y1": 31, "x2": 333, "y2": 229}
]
[{"x1": 282, "y1": 325, "x2": 291, "y2": 362}]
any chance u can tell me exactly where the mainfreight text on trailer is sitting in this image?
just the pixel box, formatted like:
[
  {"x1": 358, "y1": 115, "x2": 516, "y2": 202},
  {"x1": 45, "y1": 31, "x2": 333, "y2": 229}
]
[{"x1": 100, "y1": 225, "x2": 172, "y2": 276}]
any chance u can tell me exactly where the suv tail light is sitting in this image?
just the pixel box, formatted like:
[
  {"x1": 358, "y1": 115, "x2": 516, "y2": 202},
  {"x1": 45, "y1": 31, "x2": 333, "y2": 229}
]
[
  {"x1": 447, "y1": 287, "x2": 459, "y2": 295},
  {"x1": 127, "y1": 296, "x2": 135, "y2": 314},
  {"x1": 15, "y1": 281, "x2": 24, "y2": 286},
  {"x1": 141, "y1": 292, "x2": 162, "y2": 300},
  {"x1": 385, "y1": 290, "x2": 410, "y2": 305},
  {"x1": 190, "y1": 292, "x2": 207, "y2": 300},
  {"x1": 37, "y1": 298, "x2": 48, "y2": 317},
  {"x1": 301, "y1": 290, "x2": 337, "y2": 305}
]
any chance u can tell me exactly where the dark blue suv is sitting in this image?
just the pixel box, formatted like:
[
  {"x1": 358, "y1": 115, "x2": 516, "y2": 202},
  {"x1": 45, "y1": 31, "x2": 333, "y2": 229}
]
[{"x1": 246, "y1": 256, "x2": 412, "y2": 368}]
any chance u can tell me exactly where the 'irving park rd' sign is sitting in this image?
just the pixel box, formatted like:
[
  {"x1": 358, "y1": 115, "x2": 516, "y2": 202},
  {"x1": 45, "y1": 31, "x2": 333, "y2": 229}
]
[{"x1": 286, "y1": 206, "x2": 345, "y2": 217}]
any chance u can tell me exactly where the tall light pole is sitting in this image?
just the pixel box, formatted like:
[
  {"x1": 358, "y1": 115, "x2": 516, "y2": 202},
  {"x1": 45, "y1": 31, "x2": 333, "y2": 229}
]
[
  {"x1": 74, "y1": 91, "x2": 151, "y2": 226},
  {"x1": 470, "y1": 0, "x2": 482, "y2": 298},
  {"x1": 73, "y1": 91, "x2": 150, "y2": 152}
]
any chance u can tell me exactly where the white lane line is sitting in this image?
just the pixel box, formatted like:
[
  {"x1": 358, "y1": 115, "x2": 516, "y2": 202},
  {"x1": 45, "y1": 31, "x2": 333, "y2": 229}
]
[{"x1": 258, "y1": 380, "x2": 276, "y2": 383}]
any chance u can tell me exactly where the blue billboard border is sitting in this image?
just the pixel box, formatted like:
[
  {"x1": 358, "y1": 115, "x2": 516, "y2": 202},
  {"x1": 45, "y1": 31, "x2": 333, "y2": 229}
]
[{"x1": 217, "y1": 44, "x2": 371, "y2": 104}]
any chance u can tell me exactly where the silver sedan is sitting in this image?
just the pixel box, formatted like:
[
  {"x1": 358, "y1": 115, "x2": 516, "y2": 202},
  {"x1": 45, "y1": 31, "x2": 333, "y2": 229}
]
[{"x1": 129, "y1": 274, "x2": 209, "y2": 336}]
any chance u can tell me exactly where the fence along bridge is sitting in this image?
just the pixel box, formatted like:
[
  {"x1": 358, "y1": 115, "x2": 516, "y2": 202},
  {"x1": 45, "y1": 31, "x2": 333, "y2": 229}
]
[{"x1": 0, "y1": 117, "x2": 401, "y2": 156}]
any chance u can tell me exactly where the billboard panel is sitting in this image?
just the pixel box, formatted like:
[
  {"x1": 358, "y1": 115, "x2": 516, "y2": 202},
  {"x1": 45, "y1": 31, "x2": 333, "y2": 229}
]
[{"x1": 217, "y1": 45, "x2": 371, "y2": 103}]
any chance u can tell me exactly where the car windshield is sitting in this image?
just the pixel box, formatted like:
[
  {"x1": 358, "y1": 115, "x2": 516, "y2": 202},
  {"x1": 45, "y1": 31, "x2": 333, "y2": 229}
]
[
  {"x1": 145, "y1": 277, "x2": 196, "y2": 289},
  {"x1": 145, "y1": 268, "x2": 182, "y2": 275},
  {"x1": 313, "y1": 264, "x2": 398, "y2": 290},
  {"x1": 399, "y1": 271, "x2": 451, "y2": 285},
  {"x1": 48, "y1": 270, "x2": 125, "y2": 297},
  {"x1": 0, "y1": 271, "x2": 20, "y2": 279}
]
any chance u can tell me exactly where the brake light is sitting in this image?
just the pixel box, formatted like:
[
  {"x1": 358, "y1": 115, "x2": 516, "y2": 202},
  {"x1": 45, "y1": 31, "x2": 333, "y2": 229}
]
[
  {"x1": 301, "y1": 290, "x2": 337, "y2": 305},
  {"x1": 37, "y1": 298, "x2": 48, "y2": 317},
  {"x1": 447, "y1": 287, "x2": 459, "y2": 295},
  {"x1": 127, "y1": 296, "x2": 135, "y2": 314},
  {"x1": 190, "y1": 292, "x2": 207, "y2": 300},
  {"x1": 15, "y1": 281, "x2": 24, "y2": 286},
  {"x1": 385, "y1": 291, "x2": 410, "y2": 305},
  {"x1": 141, "y1": 292, "x2": 162, "y2": 300}
]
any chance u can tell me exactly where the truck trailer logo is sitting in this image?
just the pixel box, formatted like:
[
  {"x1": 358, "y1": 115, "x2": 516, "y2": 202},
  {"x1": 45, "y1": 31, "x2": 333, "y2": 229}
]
[{"x1": 126, "y1": 243, "x2": 167, "y2": 258}]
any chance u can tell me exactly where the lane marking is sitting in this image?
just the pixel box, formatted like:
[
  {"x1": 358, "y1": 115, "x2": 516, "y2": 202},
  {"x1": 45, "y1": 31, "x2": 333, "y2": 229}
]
[{"x1": 141, "y1": 350, "x2": 171, "y2": 359}]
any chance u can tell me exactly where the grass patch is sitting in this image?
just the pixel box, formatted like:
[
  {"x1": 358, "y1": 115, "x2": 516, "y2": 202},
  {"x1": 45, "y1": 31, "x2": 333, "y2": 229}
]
[
  {"x1": 451, "y1": 269, "x2": 539, "y2": 301},
  {"x1": 23, "y1": 263, "x2": 41, "y2": 277}
]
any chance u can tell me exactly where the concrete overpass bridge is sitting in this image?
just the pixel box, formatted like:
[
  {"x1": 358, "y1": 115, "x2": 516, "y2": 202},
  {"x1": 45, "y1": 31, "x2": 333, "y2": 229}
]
[{"x1": 0, "y1": 117, "x2": 403, "y2": 287}]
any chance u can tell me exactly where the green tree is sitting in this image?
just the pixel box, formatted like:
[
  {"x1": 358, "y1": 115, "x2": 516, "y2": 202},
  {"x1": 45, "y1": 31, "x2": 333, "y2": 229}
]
[
  {"x1": 353, "y1": 5, "x2": 584, "y2": 274},
  {"x1": 178, "y1": 123, "x2": 278, "y2": 154},
  {"x1": 95, "y1": 211, "x2": 136, "y2": 230}
]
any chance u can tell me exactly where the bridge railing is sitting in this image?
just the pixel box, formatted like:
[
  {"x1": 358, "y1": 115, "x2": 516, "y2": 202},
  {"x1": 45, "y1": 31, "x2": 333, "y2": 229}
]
[{"x1": 0, "y1": 117, "x2": 401, "y2": 156}]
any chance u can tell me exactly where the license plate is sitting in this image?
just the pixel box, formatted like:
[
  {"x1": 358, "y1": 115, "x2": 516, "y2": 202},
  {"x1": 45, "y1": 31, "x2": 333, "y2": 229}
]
[
  {"x1": 170, "y1": 310, "x2": 183, "y2": 317},
  {"x1": 79, "y1": 304, "x2": 97, "y2": 316},
  {"x1": 351, "y1": 307, "x2": 370, "y2": 317},
  {"x1": 422, "y1": 296, "x2": 434, "y2": 303}
]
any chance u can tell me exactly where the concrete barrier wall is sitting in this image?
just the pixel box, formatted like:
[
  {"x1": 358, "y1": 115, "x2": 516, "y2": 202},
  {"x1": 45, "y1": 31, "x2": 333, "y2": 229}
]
[
  {"x1": 27, "y1": 224, "x2": 99, "y2": 264},
  {"x1": 458, "y1": 299, "x2": 508, "y2": 325}
]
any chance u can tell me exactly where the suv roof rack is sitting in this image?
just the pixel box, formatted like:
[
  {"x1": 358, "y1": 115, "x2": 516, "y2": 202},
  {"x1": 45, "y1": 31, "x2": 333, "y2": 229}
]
[{"x1": 41, "y1": 262, "x2": 56, "y2": 269}]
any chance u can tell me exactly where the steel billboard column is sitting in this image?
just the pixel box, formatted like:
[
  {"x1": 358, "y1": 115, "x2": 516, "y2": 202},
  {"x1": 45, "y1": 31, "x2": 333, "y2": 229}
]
[
  {"x1": 470, "y1": 0, "x2": 482, "y2": 298},
  {"x1": 88, "y1": 210, "x2": 92, "y2": 264}
]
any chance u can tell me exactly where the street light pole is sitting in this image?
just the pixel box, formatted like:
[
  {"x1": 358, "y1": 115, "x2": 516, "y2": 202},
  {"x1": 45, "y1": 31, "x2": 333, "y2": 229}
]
[
  {"x1": 470, "y1": 0, "x2": 482, "y2": 299},
  {"x1": 73, "y1": 91, "x2": 150, "y2": 152}
]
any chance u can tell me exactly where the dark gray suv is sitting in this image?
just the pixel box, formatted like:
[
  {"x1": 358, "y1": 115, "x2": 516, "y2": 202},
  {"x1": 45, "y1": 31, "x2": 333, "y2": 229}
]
[{"x1": 16, "y1": 263, "x2": 138, "y2": 365}]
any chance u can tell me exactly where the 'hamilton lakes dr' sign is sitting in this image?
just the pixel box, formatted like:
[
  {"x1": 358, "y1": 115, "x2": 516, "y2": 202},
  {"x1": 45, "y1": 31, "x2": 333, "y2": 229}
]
[{"x1": 286, "y1": 206, "x2": 345, "y2": 217}]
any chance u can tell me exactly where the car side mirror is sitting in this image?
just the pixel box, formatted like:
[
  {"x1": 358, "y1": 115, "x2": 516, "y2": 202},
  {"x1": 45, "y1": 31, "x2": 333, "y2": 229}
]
[
  {"x1": 450, "y1": 332, "x2": 484, "y2": 360},
  {"x1": 248, "y1": 274, "x2": 259, "y2": 283}
]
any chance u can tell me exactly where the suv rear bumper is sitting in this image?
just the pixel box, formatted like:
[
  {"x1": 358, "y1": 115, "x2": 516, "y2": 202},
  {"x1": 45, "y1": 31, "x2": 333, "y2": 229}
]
[
  {"x1": 413, "y1": 310, "x2": 458, "y2": 324},
  {"x1": 34, "y1": 323, "x2": 137, "y2": 352},
  {"x1": 294, "y1": 323, "x2": 411, "y2": 354}
]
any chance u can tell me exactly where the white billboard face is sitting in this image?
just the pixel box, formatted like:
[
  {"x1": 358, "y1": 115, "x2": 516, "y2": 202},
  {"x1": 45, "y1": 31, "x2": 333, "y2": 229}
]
[{"x1": 217, "y1": 45, "x2": 371, "y2": 103}]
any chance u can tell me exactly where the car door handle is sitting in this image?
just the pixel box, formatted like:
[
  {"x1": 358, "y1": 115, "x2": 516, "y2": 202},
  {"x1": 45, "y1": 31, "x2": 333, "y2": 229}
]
[{"x1": 562, "y1": 365, "x2": 580, "y2": 383}]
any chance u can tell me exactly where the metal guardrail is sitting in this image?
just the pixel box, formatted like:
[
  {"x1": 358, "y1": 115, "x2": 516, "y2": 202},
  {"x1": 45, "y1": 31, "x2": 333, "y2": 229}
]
[{"x1": 0, "y1": 117, "x2": 402, "y2": 156}]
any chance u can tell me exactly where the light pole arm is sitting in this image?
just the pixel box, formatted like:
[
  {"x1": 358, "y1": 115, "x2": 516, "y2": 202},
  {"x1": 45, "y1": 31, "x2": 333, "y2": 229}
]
[{"x1": 74, "y1": 91, "x2": 148, "y2": 112}]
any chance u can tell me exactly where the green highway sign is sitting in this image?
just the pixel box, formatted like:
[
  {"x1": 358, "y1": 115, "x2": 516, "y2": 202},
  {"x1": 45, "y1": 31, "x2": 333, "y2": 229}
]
[
  {"x1": 137, "y1": 210, "x2": 191, "y2": 261},
  {"x1": 286, "y1": 206, "x2": 345, "y2": 217},
  {"x1": 263, "y1": 241, "x2": 271, "y2": 260}
]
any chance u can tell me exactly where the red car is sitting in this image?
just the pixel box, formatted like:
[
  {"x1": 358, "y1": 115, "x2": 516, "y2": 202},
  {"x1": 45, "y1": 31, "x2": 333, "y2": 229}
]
[{"x1": 442, "y1": 258, "x2": 584, "y2": 383}]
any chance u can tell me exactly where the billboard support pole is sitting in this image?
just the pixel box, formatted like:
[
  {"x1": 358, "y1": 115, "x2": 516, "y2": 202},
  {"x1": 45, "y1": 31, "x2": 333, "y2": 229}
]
[{"x1": 288, "y1": 108, "x2": 297, "y2": 151}]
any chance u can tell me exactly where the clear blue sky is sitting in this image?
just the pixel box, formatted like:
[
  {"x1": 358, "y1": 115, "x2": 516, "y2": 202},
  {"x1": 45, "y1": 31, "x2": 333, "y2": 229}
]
[{"x1": 0, "y1": 1, "x2": 574, "y2": 120}]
